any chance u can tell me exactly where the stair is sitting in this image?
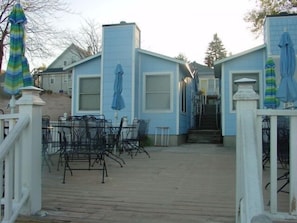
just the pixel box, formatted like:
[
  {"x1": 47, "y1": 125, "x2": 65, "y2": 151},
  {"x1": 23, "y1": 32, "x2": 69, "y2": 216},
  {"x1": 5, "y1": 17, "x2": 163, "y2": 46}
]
[
  {"x1": 187, "y1": 129, "x2": 222, "y2": 144},
  {"x1": 188, "y1": 104, "x2": 222, "y2": 144}
]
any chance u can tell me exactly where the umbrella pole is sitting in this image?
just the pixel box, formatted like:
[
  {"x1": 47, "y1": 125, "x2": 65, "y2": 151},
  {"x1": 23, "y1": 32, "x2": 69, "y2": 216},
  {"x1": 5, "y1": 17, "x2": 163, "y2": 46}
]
[
  {"x1": 114, "y1": 110, "x2": 118, "y2": 125},
  {"x1": 10, "y1": 95, "x2": 16, "y2": 114}
]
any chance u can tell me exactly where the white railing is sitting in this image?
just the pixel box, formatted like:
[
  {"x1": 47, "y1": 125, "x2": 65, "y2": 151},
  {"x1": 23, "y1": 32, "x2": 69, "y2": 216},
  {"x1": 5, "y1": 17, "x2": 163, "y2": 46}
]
[
  {"x1": 257, "y1": 109, "x2": 297, "y2": 220},
  {"x1": 234, "y1": 79, "x2": 297, "y2": 223},
  {"x1": 0, "y1": 87, "x2": 45, "y2": 223},
  {"x1": 0, "y1": 113, "x2": 30, "y2": 223}
]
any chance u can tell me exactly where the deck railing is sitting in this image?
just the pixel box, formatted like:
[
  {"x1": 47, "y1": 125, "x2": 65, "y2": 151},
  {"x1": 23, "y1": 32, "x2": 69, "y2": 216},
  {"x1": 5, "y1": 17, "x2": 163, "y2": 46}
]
[
  {"x1": 235, "y1": 79, "x2": 297, "y2": 223},
  {"x1": 0, "y1": 87, "x2": 45, "y2": 223}
]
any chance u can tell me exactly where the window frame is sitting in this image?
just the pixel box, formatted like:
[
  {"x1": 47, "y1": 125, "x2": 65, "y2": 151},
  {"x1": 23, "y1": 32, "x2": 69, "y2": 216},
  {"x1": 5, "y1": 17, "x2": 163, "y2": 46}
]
[
  {"x1": 230, "y1": 71, "x2": 261, "y2": 112},
  {"x1": 76, "y1": 75, "x2": 101, "y2": 113},
  {"x1": 143, "y1": 72, "x2": 173, "y2": 113}
]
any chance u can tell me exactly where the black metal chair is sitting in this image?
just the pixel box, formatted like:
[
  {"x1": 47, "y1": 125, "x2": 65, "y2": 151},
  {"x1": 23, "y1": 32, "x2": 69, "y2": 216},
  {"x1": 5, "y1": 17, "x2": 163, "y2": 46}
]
[
  {"x1": 42, "y1": 115, "x2": 53, "y2": 172},
  {"x1": 264, "y1": 116, "x2": 290, "y2": 193},
  {"x1": 262, "y1": 116, "x2": 270, "y2": 169},
  {"x1": 58, "y1": 115, "x2": 108, "y2": 184},
  {"x1": 121, "y1": 119, "x2": 150, "y2": 158}
]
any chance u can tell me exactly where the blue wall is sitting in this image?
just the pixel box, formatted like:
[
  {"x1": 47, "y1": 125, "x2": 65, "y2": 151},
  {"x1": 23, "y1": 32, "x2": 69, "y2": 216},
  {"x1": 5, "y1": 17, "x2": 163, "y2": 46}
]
[
  {"x1": 265, "y1": 15, "x2": 297, "y2": 56},
  {"x1": 222, "y1": 49, "x2": 265, "y2": 136}
]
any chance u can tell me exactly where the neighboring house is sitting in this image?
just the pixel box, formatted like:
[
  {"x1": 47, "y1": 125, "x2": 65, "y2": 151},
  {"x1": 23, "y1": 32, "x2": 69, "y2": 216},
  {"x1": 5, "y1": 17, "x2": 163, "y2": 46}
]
[
  {"x1": 41, "y1": 44, "x2": 90, "y2": 95},
  {"x1": 190, "y1": 62, "x2": 218, "y2": 98},
  {"x1": 64, "y1": 22, "x2": 195, "y2": 145},
  {"x1": 214, "y1": 13, "x2": 297, "y2": 147}
]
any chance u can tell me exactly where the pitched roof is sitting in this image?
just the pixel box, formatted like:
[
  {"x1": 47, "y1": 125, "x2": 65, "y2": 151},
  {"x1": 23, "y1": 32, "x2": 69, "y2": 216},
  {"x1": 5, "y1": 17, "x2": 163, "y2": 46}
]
[
  {"x1": 46, "y1": 43, "x2": 91, "y2": 71},
  {"x1": 189, "y1": 61, "x2": 213, "y2": 76},
  {"x1": 137, "y1": 48, "x2": 194, "y2": 78},
  {"x1": 63, "y1": 49, "x2": 194, "y2": 78},
  {"x1": 214, "y1": 44, "x2": 266, "y2": 78},
  {"x1": 63, "y1": 53, "x2": 101, "y2": 70}
]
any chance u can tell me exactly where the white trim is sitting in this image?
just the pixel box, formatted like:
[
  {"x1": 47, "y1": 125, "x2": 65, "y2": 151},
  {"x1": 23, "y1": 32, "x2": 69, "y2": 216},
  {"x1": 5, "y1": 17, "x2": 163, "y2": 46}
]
[
  {"x1": 214, "y1": 44, "x2": 266, "y2": 65},
  {"x1": 229, "y1": 70, "x2": 262, "y2": 113},
  {"x1": 176, "y1": 64, "x2": 180, "y2": 134},
  {"x1": 142, "y1": 72, "x2": 174, "y2": 113},
  {"x1": 131, "y1": 29, "x2": 136, "y2": 120},
  {"x1": 221, "y1": 63, "x2": 225, "y2": 136},
  {"x1": 75, "y1": 74, "x2": 101, "y2": 115}
]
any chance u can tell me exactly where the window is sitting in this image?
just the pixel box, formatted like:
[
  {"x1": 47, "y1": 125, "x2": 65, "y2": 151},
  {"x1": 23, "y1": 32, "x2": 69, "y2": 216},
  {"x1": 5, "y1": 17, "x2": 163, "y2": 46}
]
[
  {"x1": 79, "y1": 77, "x2": 100, "y2": 111},
  {"x1": 180, "y1": 80, "x2": 186, "y2": 113},
  {"x1": 231, "y1": 72, "x2": 260, "y2": 110},
  {"x1": 144, "y1": 73, "x2": 171, "y2": 111}
]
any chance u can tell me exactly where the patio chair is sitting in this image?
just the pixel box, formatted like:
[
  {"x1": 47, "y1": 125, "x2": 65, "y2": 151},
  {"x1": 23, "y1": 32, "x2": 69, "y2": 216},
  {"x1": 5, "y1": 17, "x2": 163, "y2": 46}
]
[
  {"x1": 121, "y1": 119, "x2": 150, "y2": 158},
  {"x1": 58, "y1": 115, "x2": 108, "y2": 184},
  {"x1": 42, "y1": 115, "x2": 53, "y2": 172},
  {"x1": 262, "y1": 116, "x2": 270, "y2": 169},
  {"x1": 264, "y1": 117, "x2": 290, "y2": 193}
]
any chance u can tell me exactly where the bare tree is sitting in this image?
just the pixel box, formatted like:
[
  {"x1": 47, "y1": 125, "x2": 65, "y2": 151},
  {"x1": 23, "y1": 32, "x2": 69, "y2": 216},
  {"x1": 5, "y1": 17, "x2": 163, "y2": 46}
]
[
  {"x1": 61, "y1": 18, "x2": 102, "y2": 56},
  {"x1": 0, "y1": 0, "x2": 71, "y2": 71}
]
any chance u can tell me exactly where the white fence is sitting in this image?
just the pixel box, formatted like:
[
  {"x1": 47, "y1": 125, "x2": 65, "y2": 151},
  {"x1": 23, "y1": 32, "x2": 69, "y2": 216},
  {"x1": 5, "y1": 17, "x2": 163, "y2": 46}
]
[
  {"x1": 235, "y1": 79, "x2": 297, "y2": 223},
  {"x1": 0, "y1": 87, "x2": 44, "y2": 223}
]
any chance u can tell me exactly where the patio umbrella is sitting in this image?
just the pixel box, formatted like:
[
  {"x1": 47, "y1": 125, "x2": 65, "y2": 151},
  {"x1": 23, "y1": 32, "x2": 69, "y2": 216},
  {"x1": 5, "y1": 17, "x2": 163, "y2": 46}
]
[
  {"x1": 4, "y1": 2, "x2": 33, "y2": 113},
  {"x1": 264, "y1": 58, "x2": 279, "y2": 109},
  {"x1": 111, "y1": 64, "x2": 125, "y2": 122},
  {"x1": 276, "y1": 31, "x2": 297, "y2": 106}
]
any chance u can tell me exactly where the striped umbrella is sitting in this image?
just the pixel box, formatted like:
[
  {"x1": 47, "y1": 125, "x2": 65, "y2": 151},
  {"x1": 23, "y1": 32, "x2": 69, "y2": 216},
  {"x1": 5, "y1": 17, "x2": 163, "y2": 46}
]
[
  {"x1": 4, "y1": 2, "x2": 33, "y2": 112},
  {"x1": 264, "y1": 58, "x2": 280, "y2": 109}
]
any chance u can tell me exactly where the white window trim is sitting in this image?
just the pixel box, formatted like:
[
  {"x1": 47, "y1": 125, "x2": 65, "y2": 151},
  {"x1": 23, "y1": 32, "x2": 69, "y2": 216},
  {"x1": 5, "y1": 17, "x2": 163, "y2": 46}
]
[
  {"x1": 75, "y1": 74, "x2": 101, "y2": 114},
  {"x1": 143, "y1": 72, "x2": 173, "y2": 113},
  {"x1": 229, "y1": 70, "x2": 262, "y2": 113}
]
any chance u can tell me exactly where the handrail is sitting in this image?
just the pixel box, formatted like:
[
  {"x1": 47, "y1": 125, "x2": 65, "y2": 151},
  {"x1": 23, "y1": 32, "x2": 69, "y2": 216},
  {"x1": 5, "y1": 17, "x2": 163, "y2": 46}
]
[
  {"x1": 0, "y1": 114, "x2": 30, "y2": 223},
  {"x1": 256, "y1": 110, "x2": 297, "y2": 220},
  {"x1": 0, "y1": 114, "x2": 29, "y2": 157},
  {"x1": 235, "y1": 79, "x2": 297, "y2": 222}
]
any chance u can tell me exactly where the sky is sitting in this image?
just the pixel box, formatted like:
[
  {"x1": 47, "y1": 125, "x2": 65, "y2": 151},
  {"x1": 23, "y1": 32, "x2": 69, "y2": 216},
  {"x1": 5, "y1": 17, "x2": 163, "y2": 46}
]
[{"x1": 45, "y1": 0, "x2": 263, "y2": 66}]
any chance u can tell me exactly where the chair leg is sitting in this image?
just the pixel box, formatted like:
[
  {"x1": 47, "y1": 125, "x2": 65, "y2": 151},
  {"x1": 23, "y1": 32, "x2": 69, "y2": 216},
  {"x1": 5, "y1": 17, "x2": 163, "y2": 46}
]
[{"x1": 63, "y1": 153, "x2": 73, "y2": 184}]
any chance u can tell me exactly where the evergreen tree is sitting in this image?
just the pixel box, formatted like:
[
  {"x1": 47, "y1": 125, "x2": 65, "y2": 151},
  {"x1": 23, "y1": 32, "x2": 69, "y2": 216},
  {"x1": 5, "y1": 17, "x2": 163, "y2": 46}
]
[{"x1": 204, "y1": 33, "x2": 227, "y2": 68}]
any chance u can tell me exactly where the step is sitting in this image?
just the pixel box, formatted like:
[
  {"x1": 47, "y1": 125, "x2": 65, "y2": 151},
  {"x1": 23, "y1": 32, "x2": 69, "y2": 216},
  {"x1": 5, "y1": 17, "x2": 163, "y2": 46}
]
[{"x1": 187, "y1": 129, "x2": 222, "y2": 144}]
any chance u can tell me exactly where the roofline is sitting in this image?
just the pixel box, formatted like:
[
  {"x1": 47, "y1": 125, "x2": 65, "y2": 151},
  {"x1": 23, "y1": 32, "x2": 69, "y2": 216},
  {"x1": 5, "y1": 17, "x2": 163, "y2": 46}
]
[
  {"x1": 63, "y1": 53, "x2": 101, "y2": 70},
  {"x1": 137, "y1": 48, "x2": 194, "y2": 78},
  {"x1": 214, "y1": 44, "x2": 266, "y2": 65}
]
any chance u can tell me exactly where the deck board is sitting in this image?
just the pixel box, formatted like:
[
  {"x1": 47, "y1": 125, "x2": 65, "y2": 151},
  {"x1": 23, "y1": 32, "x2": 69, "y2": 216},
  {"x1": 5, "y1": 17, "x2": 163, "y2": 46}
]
[{"x1": 16, "y1": 144, "x2": 293, "y2": 223}]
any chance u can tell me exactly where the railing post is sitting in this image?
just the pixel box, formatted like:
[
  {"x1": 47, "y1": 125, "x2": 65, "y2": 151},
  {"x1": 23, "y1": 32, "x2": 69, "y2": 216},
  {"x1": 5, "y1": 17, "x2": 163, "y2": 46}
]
[
  {"x1": 16, "y1": 86, "x2": 45, "y2": 215},
  {"x1": 233, "y1": 78, "x2": 269, "y2": 223}
]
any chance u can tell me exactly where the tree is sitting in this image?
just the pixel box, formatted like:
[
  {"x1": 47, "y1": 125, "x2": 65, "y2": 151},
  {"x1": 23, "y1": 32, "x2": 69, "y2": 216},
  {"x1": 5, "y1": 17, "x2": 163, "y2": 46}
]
[
  {"x1": 175, "y1": 53, "x2": 189, "y2": 63},
  {"x1": 244, "y1": 0, "x2": 297, "y2": 36},
  {"x1": 204, "y1": 33, "x2": 227, "y2": 68},
  {"x1": 0, "y1": 0, "x2": 70, "y2": 72},
  {"x1": 60, "y1": 18, "x2": 102, "y2": 56}
]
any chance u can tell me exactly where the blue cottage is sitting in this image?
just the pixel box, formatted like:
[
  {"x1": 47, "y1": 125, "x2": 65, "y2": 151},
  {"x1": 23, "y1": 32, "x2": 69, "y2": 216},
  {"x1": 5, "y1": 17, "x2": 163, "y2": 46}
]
[
  {"x1": 214, "y1": 13, "x2": 297, "y2": 147},
  {"x1": 64, "y1": 22, "x2": 195, "y2": 146}
]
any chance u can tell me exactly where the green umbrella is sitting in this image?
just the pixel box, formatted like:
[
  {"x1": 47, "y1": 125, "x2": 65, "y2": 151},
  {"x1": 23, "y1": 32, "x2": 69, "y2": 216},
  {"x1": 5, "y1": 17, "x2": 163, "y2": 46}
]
[
  {"x1": 264, "y1": 58, "x2": 279, "y2": 109},
  {"x1": 4, "y1": 2, "x2": 33, "y2": 112}
]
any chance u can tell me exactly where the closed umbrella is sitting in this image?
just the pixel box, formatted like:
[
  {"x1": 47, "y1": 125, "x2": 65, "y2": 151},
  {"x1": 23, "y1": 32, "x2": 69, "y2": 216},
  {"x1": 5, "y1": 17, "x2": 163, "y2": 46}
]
[
  {"x1": 264, "y1": 58, "x2": 279, "y2": 109},
  {"x1": 276, "y1": 31, "x2": 297, "y2": 106},
  {"x1": 111, "y1": 64, "x2": 125, "y2": 122},
  {"x1": 4, "y1": 2, "x2": 33, "y2": 113}
]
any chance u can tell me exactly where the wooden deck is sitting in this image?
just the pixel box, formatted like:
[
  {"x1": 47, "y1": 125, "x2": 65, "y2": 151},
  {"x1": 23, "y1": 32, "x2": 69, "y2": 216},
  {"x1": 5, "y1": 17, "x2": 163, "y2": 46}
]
[{"x1": 16, "y1": 143, "x2": 293, "y2": 223}]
